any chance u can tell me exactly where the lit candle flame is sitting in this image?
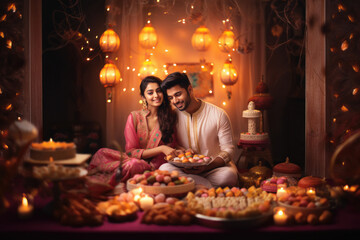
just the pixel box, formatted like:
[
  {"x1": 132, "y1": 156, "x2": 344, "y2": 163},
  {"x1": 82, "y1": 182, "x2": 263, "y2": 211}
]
[{"x1": 22, "y1": 194, "x2": 28, "y2": 207}]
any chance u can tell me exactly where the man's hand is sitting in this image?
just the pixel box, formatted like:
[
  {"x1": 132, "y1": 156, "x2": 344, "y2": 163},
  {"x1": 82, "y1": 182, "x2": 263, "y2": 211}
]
[{"x1": 183, "y1": 156, "x2": 225, "y2": 174}]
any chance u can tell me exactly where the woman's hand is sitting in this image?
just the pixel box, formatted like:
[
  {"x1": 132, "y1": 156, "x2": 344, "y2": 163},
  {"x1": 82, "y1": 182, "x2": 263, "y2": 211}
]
[{"x1": 161, "y1": 145, "x2": 177, "y2": 157}]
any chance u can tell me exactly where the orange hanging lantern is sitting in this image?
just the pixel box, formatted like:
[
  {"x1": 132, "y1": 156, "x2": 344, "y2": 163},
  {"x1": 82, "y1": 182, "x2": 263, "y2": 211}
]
[
  {"x1": 99, "y1": 62, "x2": 121, "y2": 87},
  {"x1": 218, "y1": 30, "x2": 235, "y2": 52},
  {"x1": 99, "y1": 62, "x2": 121, "y2": 103},
  {"x1": 220, "y1": 58, "x2": 238, "y2": 86},
  {"x1": 139, "y1": 59, "x2": 157, "y2": 80},
  {"x1": 191, "y1": 26, "x2": 212, "y2": 51},
  {"x1": 99, "y1": 29, "x2": 120, "y2": 53},
  {"x1": 139, "y1": 23, "x2": 158, "y2": 49}
]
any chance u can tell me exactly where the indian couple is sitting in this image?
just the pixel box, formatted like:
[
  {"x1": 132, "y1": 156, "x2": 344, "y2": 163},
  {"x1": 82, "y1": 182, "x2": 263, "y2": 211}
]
[{"x1": 87, "y1": 72, "x2": 239, "y2": 189}]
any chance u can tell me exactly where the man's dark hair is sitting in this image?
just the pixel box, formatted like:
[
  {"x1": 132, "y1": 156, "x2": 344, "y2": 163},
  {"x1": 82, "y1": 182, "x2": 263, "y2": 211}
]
[{"x1": 161, "y1": 72, "x2": 191, "y2": 91}]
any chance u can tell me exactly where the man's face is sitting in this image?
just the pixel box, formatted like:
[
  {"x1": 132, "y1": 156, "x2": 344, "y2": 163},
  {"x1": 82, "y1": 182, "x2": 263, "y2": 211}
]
[{"x1": 166, "y1": 85, "x2": 191, "y2": 111}]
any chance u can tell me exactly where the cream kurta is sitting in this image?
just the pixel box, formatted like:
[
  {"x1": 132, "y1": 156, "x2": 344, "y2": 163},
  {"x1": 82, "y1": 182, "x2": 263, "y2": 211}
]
[
  {"x1": 160, "y1": 100, "x2": 238, "y2": 188},
  {"x1": 176, "y1": 100, "x2": 235, "y2": 164}
]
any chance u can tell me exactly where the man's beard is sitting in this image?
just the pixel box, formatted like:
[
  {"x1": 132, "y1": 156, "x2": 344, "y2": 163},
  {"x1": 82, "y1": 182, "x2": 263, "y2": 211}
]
[{"x1": 175, "y1": 97, "x2": 191, "y2": 111}]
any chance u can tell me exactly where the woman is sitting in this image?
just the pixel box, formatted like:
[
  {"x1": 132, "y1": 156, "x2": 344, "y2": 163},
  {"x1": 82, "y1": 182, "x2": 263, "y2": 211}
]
[{"x1": 87, "y1": 76, "x2": 178, "y2": 186}]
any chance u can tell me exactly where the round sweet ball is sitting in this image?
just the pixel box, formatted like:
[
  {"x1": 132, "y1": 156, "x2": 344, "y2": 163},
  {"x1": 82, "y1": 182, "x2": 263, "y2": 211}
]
[{"x1": 298, "y1": 176, "x2": 325, "y2": 189}]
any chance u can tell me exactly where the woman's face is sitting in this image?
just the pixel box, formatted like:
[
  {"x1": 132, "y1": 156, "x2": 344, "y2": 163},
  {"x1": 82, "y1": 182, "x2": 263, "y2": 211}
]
[{"x1": 143, "y1": 82, "x2": 163, "y2": 108}]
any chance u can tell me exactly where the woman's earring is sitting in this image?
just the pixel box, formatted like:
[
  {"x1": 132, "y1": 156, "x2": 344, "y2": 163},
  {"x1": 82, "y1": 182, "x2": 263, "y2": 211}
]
[{"x1": 142, "y1": 100, "x2": 148, "y2": 110}]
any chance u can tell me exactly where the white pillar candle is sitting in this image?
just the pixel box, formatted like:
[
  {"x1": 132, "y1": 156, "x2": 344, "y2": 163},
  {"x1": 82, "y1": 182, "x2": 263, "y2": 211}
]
[
  {"x1": 276, "y1": 186, "x2": 287, "y2": 199},
  {"x1": 274, "y1": 209, "x2": 288, "y2": 226},
  {"x1": 139, "y1": 195, "x2": 154, "y2": 211}
]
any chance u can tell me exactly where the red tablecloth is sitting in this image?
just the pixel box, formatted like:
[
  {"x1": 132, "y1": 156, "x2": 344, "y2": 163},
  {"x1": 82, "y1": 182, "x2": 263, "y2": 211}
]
[{"x1": 1, "y1": 196, "x2": 360, "y2": 240}]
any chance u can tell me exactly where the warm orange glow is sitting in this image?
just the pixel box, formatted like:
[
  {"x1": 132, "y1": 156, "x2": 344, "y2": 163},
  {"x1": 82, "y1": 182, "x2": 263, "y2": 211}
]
[
  {"x1": 220, "y1": 59, "x2": 238, "y2": 86},
  {"x1": 338, "y1": 4, "x2": 346, "y2": 12},
  {"x1": 7, "y1": 3, "x2": 16, "y2": 12},
  {"x1": 99, "y1": 63, "x2": 121, "y2": 87},
  {"x1": 191, "y1": 26, "x2": 212, "y2": 51},
  {"x1": 6, "y1": 40, "x2": 12, "y2": 49},
  {"x1": 99, "y1": 29, "x2": 120, "y2": 53},
  {"x1": 139, "y1": 23, "x2": 158, "y2": 49},
  {"x1": 341, "y1": 105, "x2": 349, "y2": 112},
  {"x1": 218, "y1": 30, "x2": 235, "y2": 53},
  {"x1": 139, "y1": 59, "x2": 157, "y2": 79},
  {"x1": 22, "y1": 195, "x2": 28, "y2": 207},
  {"x1": 352, "y1": 64, "x2": 359, "y2": 72},
  {"x1": 353, "y1": 88, "x2": 359, "y2": 95},
  {"x1": 341, "y1": 40, "x2": 348, "y2": 51}
]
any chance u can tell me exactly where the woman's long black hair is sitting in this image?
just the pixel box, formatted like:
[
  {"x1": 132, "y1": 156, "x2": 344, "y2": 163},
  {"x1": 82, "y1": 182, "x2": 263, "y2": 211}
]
[{"x1": 140, "y1": 76, "x2": 177, "y2": 144}]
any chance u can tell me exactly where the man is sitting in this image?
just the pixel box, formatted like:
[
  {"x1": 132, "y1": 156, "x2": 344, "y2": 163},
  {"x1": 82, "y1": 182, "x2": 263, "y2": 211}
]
[{"x1": 159, "y1": 72, "x2": 239, "y2": 188}]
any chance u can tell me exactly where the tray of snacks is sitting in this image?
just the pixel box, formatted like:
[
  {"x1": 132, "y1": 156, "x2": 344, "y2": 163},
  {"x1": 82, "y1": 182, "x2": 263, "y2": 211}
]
[
  {"x1": 186, "y1": 186, "x2": 276, "y2": 228},
  {"x1": 32, "y1": 164, "x2": 88, "y2": 181},
  {"x1": 277, "y1": 186, "x2": 330, "y2": 217},
  {"x1": 127, "y1": 170, "x2": 195, "y2": 196},
  {"x1": 261, "y1": 176, "x2": 298, "y2": 193},
  {"x1": 165, "y1": 151, "x2": 213, "y2": 168},
  {"x1": 97, "y1": 198, "x2": 138, "y2": 222}
]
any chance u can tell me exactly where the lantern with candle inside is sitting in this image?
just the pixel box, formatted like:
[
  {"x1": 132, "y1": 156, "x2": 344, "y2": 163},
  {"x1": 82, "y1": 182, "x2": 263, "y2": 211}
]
[
  {"x1": 220, "y1": 58, "x2": 238, "y2": 99},
  {"x1": 18, "y1": 194, "x2": 33, "y2": 219},
  {"x1": 99, "y1": 61, "x2": 121, "y2": 103},
  {"x1": 273, "y1": 208, "x2": 288, "y2": 226},
  {"x1": 218, "y1": 29, "x2": 235, "y2": 53},
  {"x1": 139, "y1": 194, "x2": 154, "y2": 211},
  {"x1": 191, "y1": 26, "x2": 212, "y2": 51},
  {"x1": 139, "y1": 22, "x2": 158, "y2": 49},
  {"x1": 99, "y1": 28, "x2": 120, "y2": 53}
]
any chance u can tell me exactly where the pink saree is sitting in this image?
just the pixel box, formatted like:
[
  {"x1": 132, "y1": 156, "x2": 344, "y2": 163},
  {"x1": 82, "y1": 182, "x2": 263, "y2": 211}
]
[{"x1": 87, "y1": 109, "x2": 176, "y2": 186}]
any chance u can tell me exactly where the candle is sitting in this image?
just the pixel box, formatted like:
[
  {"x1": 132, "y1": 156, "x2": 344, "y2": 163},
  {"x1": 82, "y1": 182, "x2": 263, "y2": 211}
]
[
  {"x1": 276, "y1": 186, "x2": 287, "y2": 199},
  {"x1": 273, "y1": 209, "x2": 288, "y2": 226},
  {"x1": 306, "y1": 187, "x2": 316, "y2": 198},
  {"x1": 139, "y1": 195, "x2": 154, "y2": 211},
  {"x1": 18, "y1": 194, "x2": 34, "y2": 219}
]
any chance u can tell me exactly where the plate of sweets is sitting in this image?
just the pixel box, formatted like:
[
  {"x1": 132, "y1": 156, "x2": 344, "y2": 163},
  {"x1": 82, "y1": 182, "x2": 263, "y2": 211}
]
[
  {"x1": 277, "y1": 186, "x2": 331, "y2": 220},
  {"x1": 165, "y1": 151, "x2": 212, "y2": 168},
  {"x1": 186, "y1": 186, "x2": 276, "y2": 228},
  {"x1": 127, "y1": 169, "x2": 195, "y2": 196}
]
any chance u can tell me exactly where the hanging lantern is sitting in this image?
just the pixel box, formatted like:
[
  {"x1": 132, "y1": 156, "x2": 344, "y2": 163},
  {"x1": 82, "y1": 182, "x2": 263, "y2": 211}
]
[
  {"x1": 99, "y1": 29, "x2": 120, "y2": 53},
  {"x1": 218, "y1": 30, "x2": 235, "y2": 52},
  {"x1": 99, "y1": 62, "x2": 121, "y2": 87},
  {"x1": 191, "y1": 26, "x2": 212, "y2": 51},
  {"x1": 220, "y1": 58, "x2": 238, "y2": 86},
  {"x1": 139, "y1": 59, "x2": 157, "y2": 79},
  {"x1": 99, "y1": 62, "x2": 121, "y2": 103},
  {"x1": 139, "y1": 23, "x2": 158, "y2": 49}
]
